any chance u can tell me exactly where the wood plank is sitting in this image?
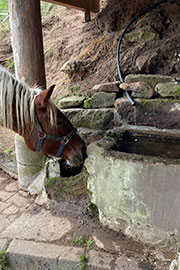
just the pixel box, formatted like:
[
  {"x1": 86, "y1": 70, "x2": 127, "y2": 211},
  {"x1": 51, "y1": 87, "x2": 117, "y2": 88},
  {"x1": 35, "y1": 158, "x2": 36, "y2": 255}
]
[{"x1": 42, "y1": 0, "x2": 100, "y2": 13}]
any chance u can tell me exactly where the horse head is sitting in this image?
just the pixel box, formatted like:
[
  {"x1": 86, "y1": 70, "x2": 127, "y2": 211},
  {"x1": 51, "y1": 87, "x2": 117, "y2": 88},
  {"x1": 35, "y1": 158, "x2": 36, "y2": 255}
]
[
  {"x1": 23, "y1": 85, "x2": 87, "y2": 168},
  {"x1": 0, "y1": 65, "x2": 86, "y2": 168}
]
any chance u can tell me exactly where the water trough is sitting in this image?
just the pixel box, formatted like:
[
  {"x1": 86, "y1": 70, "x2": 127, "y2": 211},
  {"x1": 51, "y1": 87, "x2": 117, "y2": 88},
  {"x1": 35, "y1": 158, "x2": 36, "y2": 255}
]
[{"x1": 85, "y1": 125, "x2": 180, "y2": 247}]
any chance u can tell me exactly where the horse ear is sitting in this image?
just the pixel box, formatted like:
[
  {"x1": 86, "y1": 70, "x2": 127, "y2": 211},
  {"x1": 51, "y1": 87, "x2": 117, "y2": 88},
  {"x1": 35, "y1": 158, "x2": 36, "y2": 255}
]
[{"x1": 36, "y1": 85, "x2": 56, "y2": 107}]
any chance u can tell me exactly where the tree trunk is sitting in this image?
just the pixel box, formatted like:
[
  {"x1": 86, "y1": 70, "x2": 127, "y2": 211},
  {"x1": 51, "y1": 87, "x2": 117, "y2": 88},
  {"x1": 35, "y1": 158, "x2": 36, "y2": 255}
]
[
  {"x1": 8, "y1": 0, "x2": 46, "y2": 87},
  {"x1": 8, "y1": 0, "x2": 47, "y2": 191}
]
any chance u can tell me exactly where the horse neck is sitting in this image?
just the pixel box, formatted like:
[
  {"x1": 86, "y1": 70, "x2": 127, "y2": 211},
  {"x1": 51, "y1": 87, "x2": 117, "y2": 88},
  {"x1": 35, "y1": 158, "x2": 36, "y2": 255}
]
[{"x1": 0, "y1": 67, "x2": 39, "y2": 134}]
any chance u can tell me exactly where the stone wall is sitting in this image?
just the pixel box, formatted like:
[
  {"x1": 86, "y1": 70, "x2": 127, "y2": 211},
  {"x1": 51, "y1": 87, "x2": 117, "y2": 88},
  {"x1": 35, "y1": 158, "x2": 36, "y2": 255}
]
[
  {"x1": 56, "y1": 74, "x2": 180, "y2": 247},
  {"x1": 59, "y1": 74, "x2": 180, "y2": 134}
]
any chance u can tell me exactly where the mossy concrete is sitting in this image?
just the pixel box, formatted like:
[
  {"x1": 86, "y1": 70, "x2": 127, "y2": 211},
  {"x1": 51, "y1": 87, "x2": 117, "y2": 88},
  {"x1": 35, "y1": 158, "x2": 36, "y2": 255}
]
[
  {"x1": 85, "y1": 140, "x2": 180, "y2": 246},
  {"x1": 15, "y1": 134, "x2": 47, "y2": 190},
  {"x1": 45, "y1": 161, "x2": 87, "y2": 200}
]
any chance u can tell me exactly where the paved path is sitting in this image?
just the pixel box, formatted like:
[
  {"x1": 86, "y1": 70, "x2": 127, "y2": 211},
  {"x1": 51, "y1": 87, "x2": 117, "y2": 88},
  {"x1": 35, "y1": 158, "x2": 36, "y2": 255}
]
[{"x1": 0, "y1": 169, "x2": 171, "y2": 270}]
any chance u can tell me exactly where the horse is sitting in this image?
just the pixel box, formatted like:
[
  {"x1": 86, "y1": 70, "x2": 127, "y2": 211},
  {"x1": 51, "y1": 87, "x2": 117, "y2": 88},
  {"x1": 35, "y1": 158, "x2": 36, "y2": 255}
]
[{"x1": 0, "y1": 65, "x2": 86, "y2": 168}]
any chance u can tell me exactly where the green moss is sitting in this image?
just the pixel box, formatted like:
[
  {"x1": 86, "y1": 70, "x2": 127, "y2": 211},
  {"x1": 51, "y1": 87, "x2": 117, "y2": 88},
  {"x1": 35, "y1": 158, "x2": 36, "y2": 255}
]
[
  {"x1": 87, "y1": 200, "x2": 98, "y2": 217},
  {"x1": 175, "y1": 86, "x2": 180, "y2": 96},
  {"x1": 83, "y1": 97, "x2": 93, "y2": 109},
  {"x1": 139, "y1": 98, "x2": 180, "y2": 107}
]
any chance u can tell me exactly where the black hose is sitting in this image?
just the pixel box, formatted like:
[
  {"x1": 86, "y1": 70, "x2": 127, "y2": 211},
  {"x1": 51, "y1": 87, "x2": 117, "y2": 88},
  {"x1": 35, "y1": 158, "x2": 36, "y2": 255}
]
[{"x1": 116, "y1": 0, "x2": 168, "y2": 106}]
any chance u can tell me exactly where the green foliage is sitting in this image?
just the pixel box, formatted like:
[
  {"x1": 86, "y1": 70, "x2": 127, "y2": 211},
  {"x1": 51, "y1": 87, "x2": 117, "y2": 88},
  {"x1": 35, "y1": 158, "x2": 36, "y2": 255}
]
[
  {"x1": 7, "y1": 148, "x2": 12, "y2": 154},
  {"x1": 73, "y1": 236, "x2": 94, "y2": 270},
  {"x1": 87, "y1": 201, "x2": 98, "y2": 217},
  {"x1": 83, "y1": 97, "x2": 93, "y2": 109},
  {"x1": 79, "y1": 254, "x2": 88, "y2": 270},
  {"x1": 0, "y1": 0, "x2": 9, "y2": 40},
  {"x1": 41, "y1": 2, "x2": 57, "y2": 16},
  {"x1": 0, "y1": 246, "x2": 8, "y2": 270},
  {"x1": 5, "y1": 58, "x2": 14, "y2": 70},
  {"x1": 72, "y1": 236, "x2": 86, "y2": 247},
  {"x1": 68, "y1": 84, "x2": 81, "y2": 91},
  {"x1": 86, "y1": 239, "x2": 94, "y2": 249},
  {"x1": 0, "y1": 0, "x2": 8, "y2": 13}
]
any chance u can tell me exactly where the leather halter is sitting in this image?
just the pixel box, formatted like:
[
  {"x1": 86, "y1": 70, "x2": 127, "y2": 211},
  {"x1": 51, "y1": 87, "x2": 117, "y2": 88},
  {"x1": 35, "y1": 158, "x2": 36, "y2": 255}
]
[{"x1": 34, "y1": 111, "x2": 77, "y2": 157}]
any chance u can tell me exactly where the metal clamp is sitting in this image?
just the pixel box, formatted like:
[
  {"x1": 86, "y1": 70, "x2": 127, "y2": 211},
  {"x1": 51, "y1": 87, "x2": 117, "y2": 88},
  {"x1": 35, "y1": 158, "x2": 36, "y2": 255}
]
[
  {"x1": 38, "y1": 132, "x2": 47, "y2": 139},
  {"x1": 61, "y1": 136, "x2": 69, "y2": 145}
]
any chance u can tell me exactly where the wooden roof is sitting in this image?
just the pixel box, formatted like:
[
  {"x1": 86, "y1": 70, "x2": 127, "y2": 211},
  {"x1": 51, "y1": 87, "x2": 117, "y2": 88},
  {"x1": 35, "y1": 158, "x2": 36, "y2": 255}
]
[{"x1": 42, "y1": 0, "x2": 100, "y2": 13}]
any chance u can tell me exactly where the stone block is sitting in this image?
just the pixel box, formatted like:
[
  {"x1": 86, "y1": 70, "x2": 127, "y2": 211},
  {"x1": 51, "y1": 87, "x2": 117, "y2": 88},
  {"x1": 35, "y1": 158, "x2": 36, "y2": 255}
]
[
  {"x1": 120, "y1": 82, "x2": 154, "y2": 98},
  {"x1": 7, "y1": 240, "x2": 83, "y2": 270},
  {"x1": 6, "y1": 193, "x2": 29, "y2": 208},
  {"x1": 0, "y1": 190, "x2": 14, "y2": 201},
  {"x1": 2, "y1": 209, "x2": 72, "y2": 241},
  {"x1": 62, "y1": 108, "x2": 115, "y2": 130},
  {"x1": 155, "y1": 82, "x2": 180, "y2": 98},
  {"x1": 0, "y1": 201, "x2": 11, "y2": 212},
  {"x1": 125, "y1": 74, "x2": 175, "y2": 88},
  {"x1": 5, "y1": 182, "x2": 19, "y2": 192},
  {"x1": 91, "y1": 92, "x2": 116, "y2": 108},
  {"x1": 3, "y1": 205, "x2": 19, "y2": 215},
  {"x1": 0, "y1": 152, "x2": 17, "y2": 179},
  {"x1": 0, "y1": 238, "x2": 8, "y2": 250},
  {"x1": 91, "y1": 82, "x2": 119, "y2": 94},
  {"x1": 58, "y1": 96, "x2": 85, "y2": 109},
  {"x1": 114, "y1": 98, "x2": 180, "y2": 129},
  {"x1": 0, "y1": 214, "x2": 10, "y2": 232}
]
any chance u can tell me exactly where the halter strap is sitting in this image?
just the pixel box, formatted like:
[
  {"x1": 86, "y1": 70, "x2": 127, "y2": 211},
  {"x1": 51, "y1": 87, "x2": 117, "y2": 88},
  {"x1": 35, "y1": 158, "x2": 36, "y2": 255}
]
[{"x1": 34, "y1": 111, "x2": 77, "y2": 157}]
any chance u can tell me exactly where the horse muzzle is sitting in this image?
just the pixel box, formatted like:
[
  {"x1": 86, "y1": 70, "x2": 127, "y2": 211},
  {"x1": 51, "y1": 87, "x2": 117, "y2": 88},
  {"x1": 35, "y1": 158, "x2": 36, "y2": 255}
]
[{"x1": 66, "y1": 145, "x2": 87, "y2": 167}]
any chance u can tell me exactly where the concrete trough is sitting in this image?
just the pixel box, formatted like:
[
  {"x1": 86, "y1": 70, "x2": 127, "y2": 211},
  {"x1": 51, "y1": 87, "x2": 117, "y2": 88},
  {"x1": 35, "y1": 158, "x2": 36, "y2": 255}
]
[{"x1": 85, "y1": 126, "x2": 180, "y2": 247}]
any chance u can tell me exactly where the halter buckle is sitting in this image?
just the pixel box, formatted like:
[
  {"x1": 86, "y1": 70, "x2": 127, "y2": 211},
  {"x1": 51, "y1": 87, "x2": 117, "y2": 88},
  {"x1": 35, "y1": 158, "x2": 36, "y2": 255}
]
[
  {"x1": 61, "y1": 136, "x2": 69, "y2": 145},
  {"x1": 38, "y1": 132, "x2": 47, "y2": 139}
]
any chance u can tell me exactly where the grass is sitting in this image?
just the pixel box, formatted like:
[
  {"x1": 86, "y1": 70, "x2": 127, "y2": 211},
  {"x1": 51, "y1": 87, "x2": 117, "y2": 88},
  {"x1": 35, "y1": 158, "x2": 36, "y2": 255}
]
[
  {"x1": 0, "y1": 0, "x2": 9, "y2": 40},
  {"x1": 79, "y1": 254, "x2": 88, "y2": 270},
  {"x1": 41, "y1": 2, "x2": 57, "y2": 16},
  {"x1": 72, "y1": 236, "x2": 86, "y2": 247},
  {"x1": 5, "y1": 58, "x2": 14, "y2": 71},
  {"x1": 0, "y1": 246, "x2": 8, "y2": 270},
  {"x1": 72, "y1": 236, "x2": 94, "y2": 269},
  {"x1": 0, "y1": 0, "x2": 8, "y2": 15}
]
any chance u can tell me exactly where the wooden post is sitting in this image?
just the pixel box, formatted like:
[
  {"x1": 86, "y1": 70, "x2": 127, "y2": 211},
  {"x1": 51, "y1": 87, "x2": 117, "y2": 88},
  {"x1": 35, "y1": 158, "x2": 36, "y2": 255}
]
[
  {"x1": 8, "y1": 0, "x2": 46, "y2": 87},
  {"x1": 8, "y1": 0, "x2": 47, "y2": 191}
]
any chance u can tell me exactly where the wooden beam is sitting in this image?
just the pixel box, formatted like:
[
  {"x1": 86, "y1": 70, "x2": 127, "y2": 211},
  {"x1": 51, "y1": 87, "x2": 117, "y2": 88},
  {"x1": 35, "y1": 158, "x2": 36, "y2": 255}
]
[
  {"x1": 8, "y1": 0, "x2": 46, "y2": 87},
  {"x1": 42, "y1": 0, "x2": 100, "y2": 13}
]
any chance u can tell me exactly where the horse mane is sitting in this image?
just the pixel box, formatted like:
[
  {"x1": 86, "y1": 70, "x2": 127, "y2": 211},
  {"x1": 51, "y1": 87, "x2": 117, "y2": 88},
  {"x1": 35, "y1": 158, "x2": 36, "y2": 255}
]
[{"x1": 0, "y1": 65, "x2": 57, "y2": 134}]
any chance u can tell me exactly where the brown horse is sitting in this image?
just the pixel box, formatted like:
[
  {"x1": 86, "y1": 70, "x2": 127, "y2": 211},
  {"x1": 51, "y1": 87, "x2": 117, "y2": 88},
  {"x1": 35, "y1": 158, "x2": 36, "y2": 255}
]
[{"x1": 0, "y1": 66, "x2": 86, "y2": 167}]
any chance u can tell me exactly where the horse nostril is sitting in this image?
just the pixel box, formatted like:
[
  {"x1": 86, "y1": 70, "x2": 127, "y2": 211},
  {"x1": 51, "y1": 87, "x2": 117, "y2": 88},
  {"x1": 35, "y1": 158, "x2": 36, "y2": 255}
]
[{"x1": 82, "y1": 146, "x2": 87, "y2": 160}]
